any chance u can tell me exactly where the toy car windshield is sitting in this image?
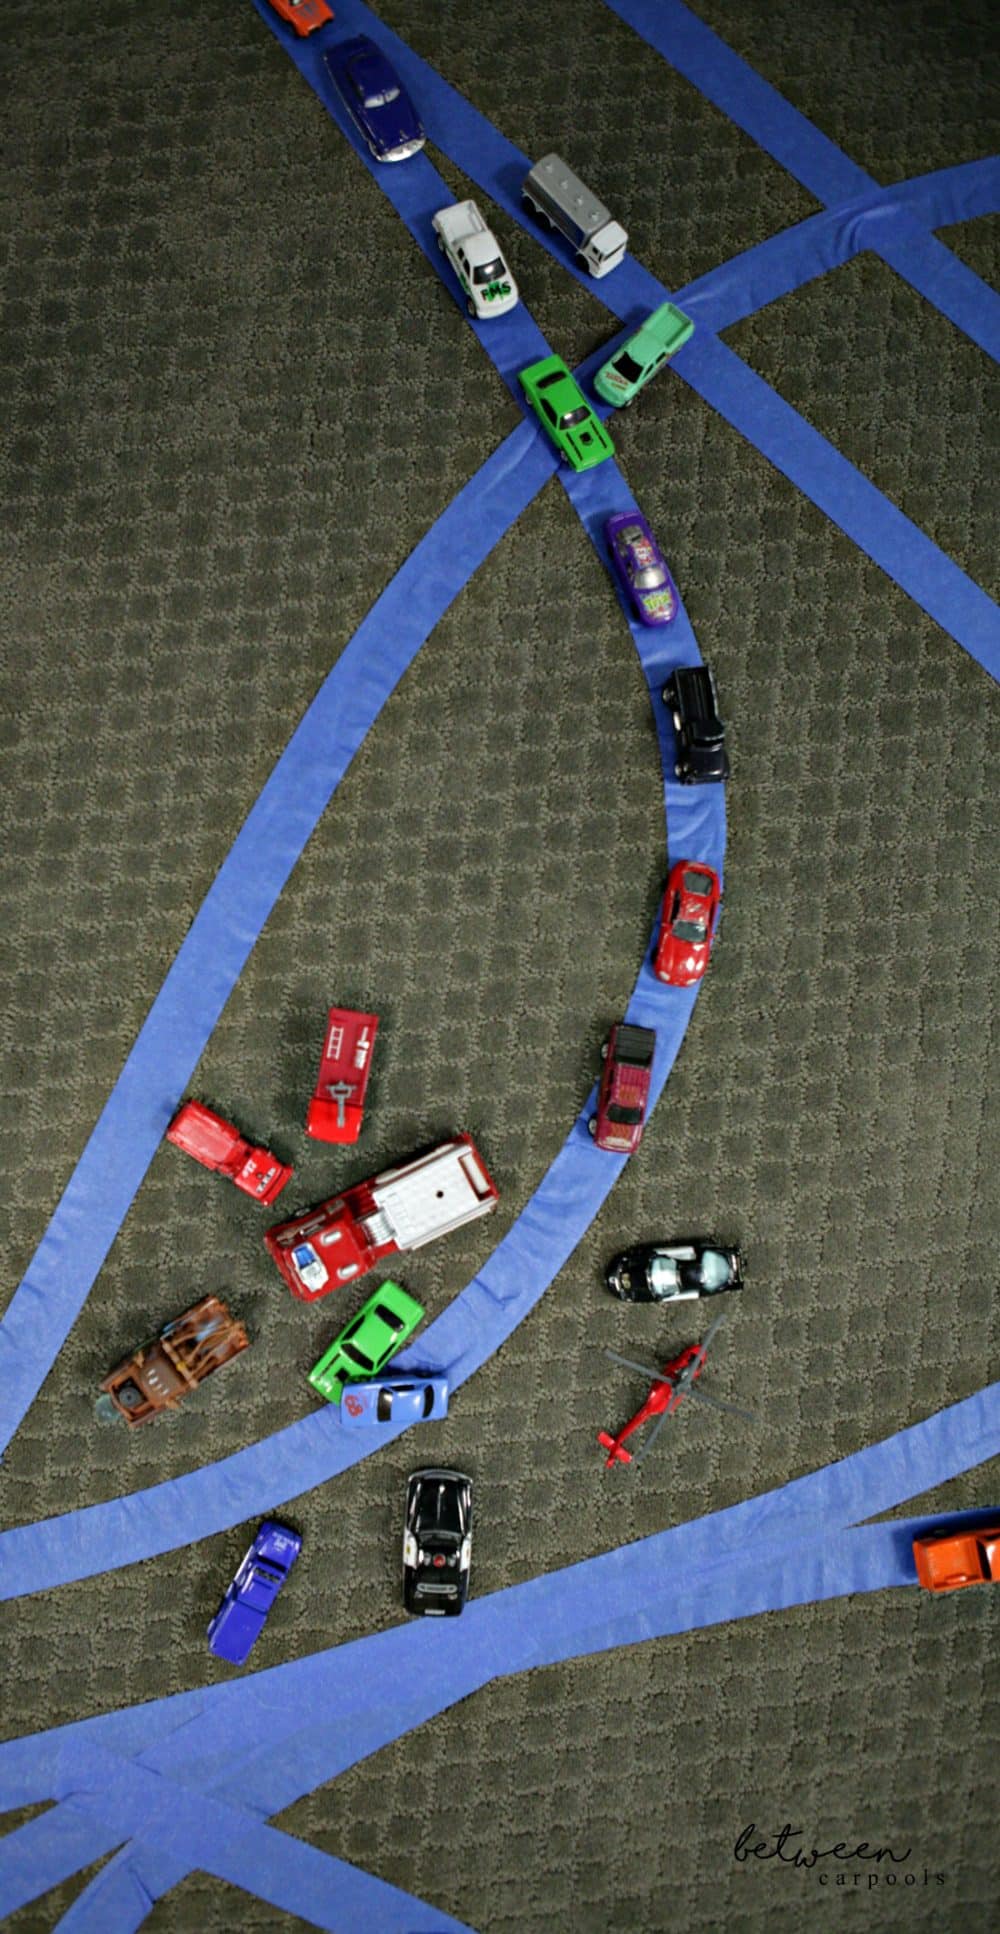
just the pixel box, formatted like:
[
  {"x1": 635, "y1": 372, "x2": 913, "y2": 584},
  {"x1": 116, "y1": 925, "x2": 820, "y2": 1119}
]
[
  {"x1": 607, "y1": 1103, "x2": 644, "y2": 1125},
  {"x1": 560, "y1": 405, "x2": 590, "y2": 428},
  {"x1": 612, "y1": 352, "x2": 643, "y2": 382},
  {"x1": 378, "y1": 1385, "x2": 435, "y2": 1421},
  {"x1": 673, "y1": 915, "x2": 709, "y2": 941},
  {"x1": 343, "y1": 1342, "x2": 376, "y2": 1371},
  {"x1": 616, "y1": 1042, "x2": 654, "y2": 1067},
  {"x1": 695, "y1": 1251, "x2": 734, "y2": 1290},
  {"x1": 474, "y1": 257, "x2": 505, "y2": 284}
]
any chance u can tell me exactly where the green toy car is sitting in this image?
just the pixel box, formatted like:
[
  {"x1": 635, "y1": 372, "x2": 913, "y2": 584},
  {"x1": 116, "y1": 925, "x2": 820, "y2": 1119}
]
[
  {"x1": 309, "y1": 1280, "x2": 425, "y2": 1405},
  {"x1": 593, "y1": 301, "x2": 694, "y2": 408},
  {"x1": 518, "y1": 354, "x2": 615, "y2": 471}
]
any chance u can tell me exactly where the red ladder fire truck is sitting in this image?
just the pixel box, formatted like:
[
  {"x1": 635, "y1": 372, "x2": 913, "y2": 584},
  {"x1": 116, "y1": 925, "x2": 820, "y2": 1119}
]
[
  {"x1": 306, "y1": 1006, "x2": 379, "y2": 1144},
  {"x1": 265, "y1": 1133, "x2": 500, "y2": 1301}
]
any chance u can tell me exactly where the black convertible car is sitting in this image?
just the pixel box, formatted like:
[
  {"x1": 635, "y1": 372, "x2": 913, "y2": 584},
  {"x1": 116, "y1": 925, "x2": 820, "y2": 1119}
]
[
  {"x1": 605, "y1": 1239, "x2": 744, "y2": 1304},
  {"x1": 403, "y1": 1469, "x2": 473, "y2": 1617}
]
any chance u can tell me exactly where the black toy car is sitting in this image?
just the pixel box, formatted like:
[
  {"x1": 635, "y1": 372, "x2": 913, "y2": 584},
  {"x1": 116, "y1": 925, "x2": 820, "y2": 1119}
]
[
  {"x1": 606, "y1": 1239, "x2": 744, "y2": 1303},
  {"x1": 403, "y1": 1469, "x2": 473, "y2": 1617},
  {"x1": 662, "y1": 664, "x2": 730, "y2": 783}
]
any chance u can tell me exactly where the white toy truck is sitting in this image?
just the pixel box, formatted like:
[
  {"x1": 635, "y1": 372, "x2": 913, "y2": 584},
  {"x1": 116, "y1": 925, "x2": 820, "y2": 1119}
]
[
  {"x1": 521, "y1": 153, "x2": 628, "y2": 278},
  {"x1": 432, "y1": 200, "x2": 519, "y2": 319}
]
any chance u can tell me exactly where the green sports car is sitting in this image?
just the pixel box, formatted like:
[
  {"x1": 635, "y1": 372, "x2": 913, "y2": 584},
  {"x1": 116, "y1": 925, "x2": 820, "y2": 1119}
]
[
  {"x1": 518, "y1": 354, "x2": 615, "y2": 471},
  {"x1": 309, "y1": 1280, "x2": 424, "y2": 1404}
]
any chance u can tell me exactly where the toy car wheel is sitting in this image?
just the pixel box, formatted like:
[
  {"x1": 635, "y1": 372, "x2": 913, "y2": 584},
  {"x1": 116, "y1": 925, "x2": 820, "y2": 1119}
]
[
  {"x1": 662, "y1": 681, "x2": 674, "y2": 707},
  {"x1": 588, "y1": 1117, "x2": 597, "y2": 1136},
  {"x1": 117, "y1": 1381, "x2": 144, "y2": 1411},
  {"x1": 600, "y1": 1040, "x2": 609, "y2": 1059},
  {"x1": 436, "y1": 234, "x2": 445, "y2": 251},
  {"x1": 467, "y1": 299, "x2": 477, "y2": 317}
]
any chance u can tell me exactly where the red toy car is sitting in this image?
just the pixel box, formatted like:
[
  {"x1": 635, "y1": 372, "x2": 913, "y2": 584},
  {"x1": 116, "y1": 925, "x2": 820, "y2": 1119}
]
[
  {"x1": 265, "y1": 1133, "x2": 499, "y2": 1301},
  {"x1": 306, "y1": 1007, "x2": 379, "y2": 1144},
  {"x1": 165, "y1": 1101, "x2": 293, "y2": 1207},
  {"x1": 269, "y1": 0, "x2": 334, "y2": 36},
  {"x1": 913, "y1": 1526, "x2": 1000, "y2": 1593},
  {"x1": 653, "y1": 860, "x2": 721, "y2": 987},
  {"x1": 589, "y1": 1022, "x2": 656, "y2": 1153}
]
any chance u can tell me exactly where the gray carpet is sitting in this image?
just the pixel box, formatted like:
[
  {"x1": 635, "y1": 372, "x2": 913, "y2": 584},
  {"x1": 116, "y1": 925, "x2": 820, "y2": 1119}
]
[{"x1": 1, "y1": 0, "x2": 998, "y2": 1928}]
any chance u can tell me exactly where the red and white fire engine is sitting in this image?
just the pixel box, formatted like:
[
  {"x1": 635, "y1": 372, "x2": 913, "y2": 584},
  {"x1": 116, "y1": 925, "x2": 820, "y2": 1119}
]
[
  {"x1": 166, "y1": 1100, "x2": 294, "y2": 1206},
  {"x1": 265, "y1": 1133, "x2": 500, "y2": 1301},
  {"x1": 306, "y1": 1006, "x2": 379, "y2": 1144}
]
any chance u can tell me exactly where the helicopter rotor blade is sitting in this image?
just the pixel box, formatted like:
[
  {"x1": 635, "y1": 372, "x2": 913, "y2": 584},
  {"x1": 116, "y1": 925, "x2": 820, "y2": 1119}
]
[
  {"x1": 699, "y1": 1309, "x2": 729, "y2": 1355},
  {"x1": 634, "y1": 1408, "x2": 670, "y2": 1464},
  {"x1": 684, "y1": 1383, "x2": 757, "y2": 1422},
  {"x1": 604, "y1": 1350, "x2": 668, "y2": 1382}
]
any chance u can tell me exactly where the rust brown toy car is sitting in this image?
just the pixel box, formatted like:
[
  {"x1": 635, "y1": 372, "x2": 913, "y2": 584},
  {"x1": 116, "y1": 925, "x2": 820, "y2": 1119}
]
[{"x1": 95, "y1": 1295, "x2": 249, "y2": 1426}]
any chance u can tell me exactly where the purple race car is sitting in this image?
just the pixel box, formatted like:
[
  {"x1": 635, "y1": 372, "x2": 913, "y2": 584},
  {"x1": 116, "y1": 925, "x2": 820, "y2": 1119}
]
[
  {"x1": 324, "y1": 35, "x2": 425, "y2": 163},
  {"x1": 341, "y1": 1374, "x2": 450, "y2": 1429},
  {"x1": 207, "y1": 1520, "x2": 302, "y2": 1666},
  {"x1": 604, "y1": 511, "x2": 679, "y2": 626}
]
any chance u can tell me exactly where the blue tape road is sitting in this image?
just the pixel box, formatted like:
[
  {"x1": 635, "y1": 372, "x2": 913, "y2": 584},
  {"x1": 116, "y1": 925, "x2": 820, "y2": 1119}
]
[
  {"x1": 3, "y1": 1503, "x2": 998, "y2": 1929},
  {"x1": 603, "y1": 1, "x2": 1000, "y2": 356},
  {"x1": 1, "y1": 1388, "x2": 996, "y2": 1806},
  {"x1": 681, "y1": 157, "x2": 1000, "y2": 334},
  {"x1": 0, "y1": 59, "x2": 723, "y2": 1591},
  {"x1": 326, "y1": 0, "x2": 998, "y2": 673},
  {"x1": 605, "y1": 0, "x2": 871, "y2": 203}
]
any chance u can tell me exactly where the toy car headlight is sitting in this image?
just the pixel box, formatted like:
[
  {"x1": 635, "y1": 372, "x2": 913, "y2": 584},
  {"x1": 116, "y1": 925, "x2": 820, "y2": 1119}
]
[
  {"x1": 460, "y1": 1536, "x2": 472, "y2": 1570},
  {"x1": 404, "y1": 1532, "x2": 418, "y2": 1567}
]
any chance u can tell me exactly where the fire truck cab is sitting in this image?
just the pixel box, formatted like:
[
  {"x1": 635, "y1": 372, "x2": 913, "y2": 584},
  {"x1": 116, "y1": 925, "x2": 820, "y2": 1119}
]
[
  {"x1": 306, "y1": 1007, "x2": 379, "y2": 1144},
  {"x1": 265, "y1": 1134, "x2": 500, "y2": 1301}
]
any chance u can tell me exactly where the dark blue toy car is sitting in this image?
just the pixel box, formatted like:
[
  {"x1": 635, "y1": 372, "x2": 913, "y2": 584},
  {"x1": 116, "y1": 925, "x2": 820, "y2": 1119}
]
[
  {"x1": 207, "y1": 1520, "x2": 302, "y2": 1666},
  {"x1": 325, "y1": 35, "x2": 425, "y2": 163}
]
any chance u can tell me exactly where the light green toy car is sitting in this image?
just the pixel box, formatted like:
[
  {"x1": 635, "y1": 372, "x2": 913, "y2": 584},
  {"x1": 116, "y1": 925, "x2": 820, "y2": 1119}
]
[
  {"x1": 593, "y1": 301, "x2": 694, "y2": 408},
  {"x1": 309, "y1": 1280, "x2": 424, "y2": 1404},
  {"x1": 518, "y1": 354, "x2": 615, "y2": 471}
]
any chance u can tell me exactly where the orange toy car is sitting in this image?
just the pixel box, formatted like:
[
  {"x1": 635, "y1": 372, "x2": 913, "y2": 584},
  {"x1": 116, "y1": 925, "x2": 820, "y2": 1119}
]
[
  {"x1": 269, "y1": 0, "x2": 334, "y2": 36},
  {"x1": 912, "y1": 1525, "x2": 1000, "y2": 1592}
]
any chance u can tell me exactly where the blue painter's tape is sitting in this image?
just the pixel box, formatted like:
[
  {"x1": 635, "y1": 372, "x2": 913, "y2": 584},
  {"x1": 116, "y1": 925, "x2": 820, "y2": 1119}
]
[
  {"x1": 602, "y1": 0, "x2": 872, "y2": 202},
  {"x1": 3, "y1": 1501, "x2": 998, "y2": 1925},
  {"x1": 681, "y1": 156, "x2": 1000, "y2": 341},
  {"x1": 2, "y1": 1398, "x2": 996, "y2": 1815}
]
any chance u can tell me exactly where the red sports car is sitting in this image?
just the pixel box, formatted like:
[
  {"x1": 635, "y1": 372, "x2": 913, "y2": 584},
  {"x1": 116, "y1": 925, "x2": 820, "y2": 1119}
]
[
  {"x1": 269, "y1": 0, "x2": 334, "y2": 36},
  {"x1": 589, "y1": 1022, "x2": 656, "y2": 1154},
  {"x1": 913, "y1": 1526, "x2": 1000, "y2": 1593},
  {"x1": 653, "y1": 861, "x2": 721, "y2": 988}
]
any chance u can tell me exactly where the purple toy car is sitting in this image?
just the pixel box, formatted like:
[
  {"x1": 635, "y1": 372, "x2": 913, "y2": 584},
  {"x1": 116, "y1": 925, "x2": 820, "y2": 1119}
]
[
  {"x1": 325, "y1": 35, "x2": 425, "y2": 163},
  {"x1": 341, "y1": 1374, "x2": 450, "y2": 1429},
  {"x1": 207, "y1": 1520, "x2": 302, "y2": 1666},
  {"x1": 604, "y1": 511, "x2": 679, "y2": 626}
]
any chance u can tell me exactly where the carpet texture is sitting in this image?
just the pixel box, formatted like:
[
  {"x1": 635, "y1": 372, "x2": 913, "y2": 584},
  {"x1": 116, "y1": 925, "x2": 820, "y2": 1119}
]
[{"x1": 1, "y1": 1, "x2": 998, "y2": 1929}]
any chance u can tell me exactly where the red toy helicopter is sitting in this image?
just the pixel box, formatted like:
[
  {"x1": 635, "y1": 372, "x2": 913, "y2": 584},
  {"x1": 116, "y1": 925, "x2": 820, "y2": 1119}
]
[{"x1": 597, "y1": 1311, "x2": 753, "y2": 1468}]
